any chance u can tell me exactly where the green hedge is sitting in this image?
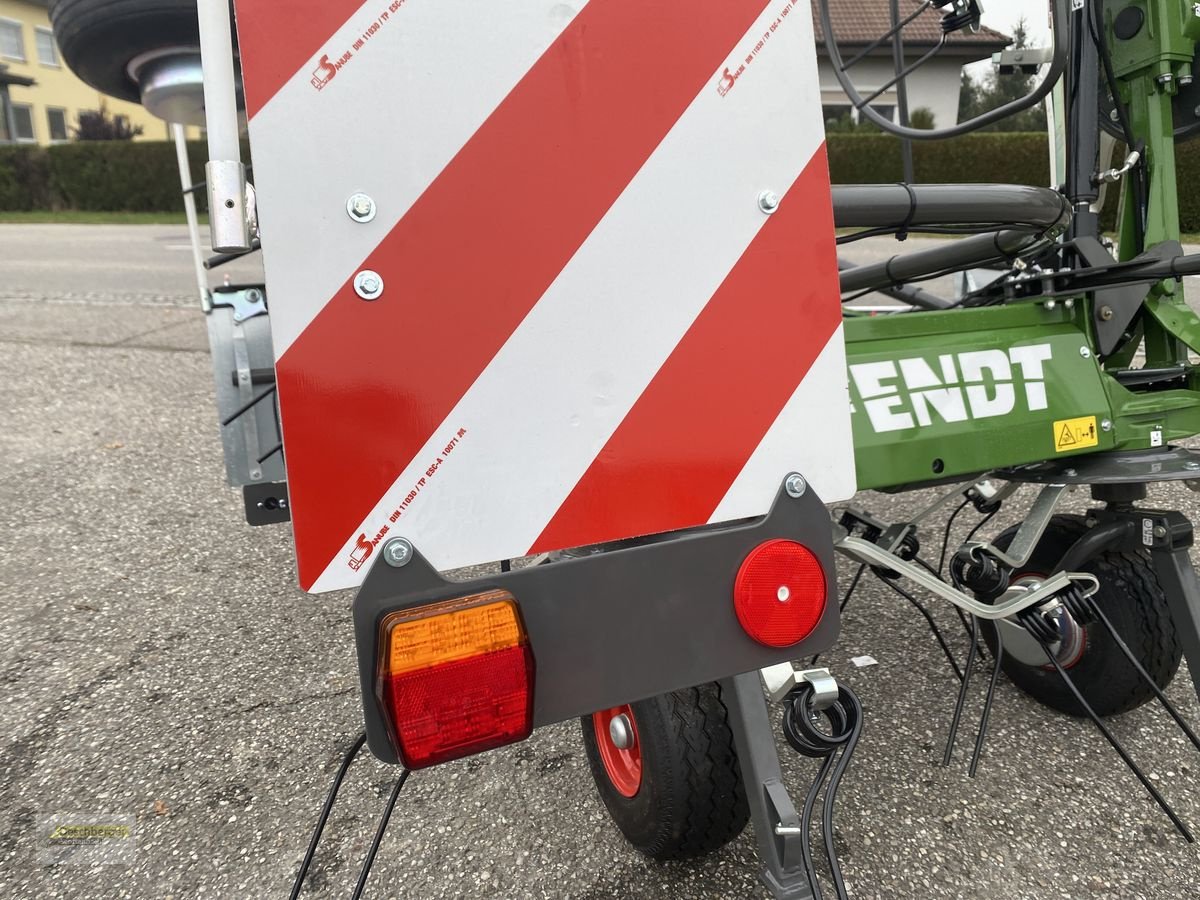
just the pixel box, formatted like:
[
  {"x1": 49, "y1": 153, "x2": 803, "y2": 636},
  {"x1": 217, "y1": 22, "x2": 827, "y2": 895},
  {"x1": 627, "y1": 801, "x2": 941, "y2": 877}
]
[{"x1": 2, "y1": 134, "x2": 1198, "y2": 232}]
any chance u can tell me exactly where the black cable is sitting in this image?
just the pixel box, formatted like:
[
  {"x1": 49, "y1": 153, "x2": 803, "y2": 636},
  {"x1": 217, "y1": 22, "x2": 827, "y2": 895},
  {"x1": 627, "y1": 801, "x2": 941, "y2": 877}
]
[
  {"x1": 799, "y1": 753, "x2": 838, "y2": 900},
  {"x1": 821, "y1": 685, "x2": 863, "y2": 900},
  {"x1": 220, "y1": 385, "x2": 277, "y2": 427},
  {"x1": 783, "y1": 683, "x2": 863, "y2": 900},
  {"x1": 810, "y1": 564, "x2": 867, "y2": 666},
  {"x1": 939, "y1": 500, "x2": 971, "y2": 576},
  {"x1": 876, "y1": 573, "x2": 964, "y2": 681},
  {"x1": 1027, "y1": 619, "x2": 1194, "y2": 842},
  {"x1": 350, "y1": 769, "x2": 412, "y2": 900},
  {"x1": 290, "y1": 732, "x2": 367, "y2": 900}
]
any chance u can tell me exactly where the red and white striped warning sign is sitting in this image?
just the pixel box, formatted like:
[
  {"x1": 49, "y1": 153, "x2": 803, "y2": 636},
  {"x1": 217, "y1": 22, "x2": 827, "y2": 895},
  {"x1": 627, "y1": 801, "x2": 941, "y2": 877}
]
[{"x1": 231, "y1": 0, "x2": 855, "y2": 592}]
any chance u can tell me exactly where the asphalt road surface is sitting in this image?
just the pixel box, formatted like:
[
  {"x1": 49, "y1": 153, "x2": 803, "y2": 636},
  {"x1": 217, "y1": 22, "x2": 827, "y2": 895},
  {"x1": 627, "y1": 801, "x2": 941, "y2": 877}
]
[{"x1": 6, "y1": 225, "x2": 1200, "y2": 899}]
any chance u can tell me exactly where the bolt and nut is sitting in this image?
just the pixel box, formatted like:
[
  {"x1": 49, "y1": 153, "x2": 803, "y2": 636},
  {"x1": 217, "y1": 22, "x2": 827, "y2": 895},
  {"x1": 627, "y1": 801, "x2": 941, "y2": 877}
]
[
  {"x1": 354, "y1": 270, "x2": 384, "y2": 300},
  {"x1": 1079, "y1": 347, "x2": 1092, "y2": 359},
  {"x1": 758, "y1": 190, "x2": 781, "y2": 214},
  {"x1": 383, "y1": 537, "x2": 413, "y2": 567},
  {"x1": 785, "y1": 473, "x2": 807, "y2": 498},
  {"x1": 346, "y1": 192, "x2": 377, "y2": 222},
  {"x1": 1099, "y1": 306, "x2": 1115, "y2": 321}
]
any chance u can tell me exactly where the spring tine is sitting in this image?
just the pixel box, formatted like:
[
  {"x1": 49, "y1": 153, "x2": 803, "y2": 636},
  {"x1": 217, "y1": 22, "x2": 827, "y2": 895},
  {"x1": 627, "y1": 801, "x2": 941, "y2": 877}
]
[
  {"x1": 943, "y1": 616, "x2": 979, "y2": 765},
  {"x1": 1035, "y1": 633, "x2": 1194, "y2": 842},
  {"x1": 969, "y1": 623, "x2": 1004, "y2": 778},
  {"x1": 1088, "y1": 598, "x2": 1200, "y2": 754}
]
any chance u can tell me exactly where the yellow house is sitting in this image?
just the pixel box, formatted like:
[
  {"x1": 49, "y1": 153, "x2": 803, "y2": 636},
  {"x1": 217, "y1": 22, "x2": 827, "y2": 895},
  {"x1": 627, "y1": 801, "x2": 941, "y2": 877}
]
[{"x1": 0, "y1": 0, "x2": 198, "y2": 144}]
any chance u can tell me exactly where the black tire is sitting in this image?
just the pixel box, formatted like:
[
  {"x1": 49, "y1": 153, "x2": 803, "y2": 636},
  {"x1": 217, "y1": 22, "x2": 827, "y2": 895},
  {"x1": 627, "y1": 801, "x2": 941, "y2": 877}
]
[
  {"x1": 49, "y1": 0, "x2": 200, "y2": 103},
  {"x1": 980, "y1": 514, "x2": 1181, "y2": 717},
  {"x1": 581, "y1": 683, "x2": 749, "y2": 860}
]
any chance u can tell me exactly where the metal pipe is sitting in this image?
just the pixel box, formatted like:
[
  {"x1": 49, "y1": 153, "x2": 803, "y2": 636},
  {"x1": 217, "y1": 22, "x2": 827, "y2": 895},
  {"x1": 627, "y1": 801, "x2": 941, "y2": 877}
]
[
  {"x1": 171, "y1": 122, "x2": 211, "y2": 312},
  {"x1": 197, "y1": 0, "x2": 251, "y2": 252},
  {"x1": 816, "y1": 0, "x2": 1071, "y2": 140}
]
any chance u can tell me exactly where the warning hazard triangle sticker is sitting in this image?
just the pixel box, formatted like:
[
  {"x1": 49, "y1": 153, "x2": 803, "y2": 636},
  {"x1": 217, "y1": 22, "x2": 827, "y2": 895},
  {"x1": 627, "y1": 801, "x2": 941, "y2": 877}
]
[{"x1": 1057, "y1": 424, "x2": 1077, "y2": 449}]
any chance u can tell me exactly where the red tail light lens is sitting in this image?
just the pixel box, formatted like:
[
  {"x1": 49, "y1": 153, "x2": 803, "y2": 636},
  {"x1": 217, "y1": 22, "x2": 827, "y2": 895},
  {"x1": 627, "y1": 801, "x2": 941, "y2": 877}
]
[
  {"x1": 733, "y1": 540, "x2": 827, "y2": 648},
  {"x1": 376, "y1": 591, "x2": 534, "y2": 769}
]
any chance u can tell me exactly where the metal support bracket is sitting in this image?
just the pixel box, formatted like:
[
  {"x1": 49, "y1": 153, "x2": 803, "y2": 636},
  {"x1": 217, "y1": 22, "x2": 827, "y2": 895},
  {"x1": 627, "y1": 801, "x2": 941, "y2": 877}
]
[
  {"x1": 961, "y1": 482, "x2": 1069, "y2": 569},
  {"x1": 836, "y1": 533, "x2": 1097, "y2": 619},
  {"x1": 721, "y1": 671, "x2": 814, "y2": 900}
]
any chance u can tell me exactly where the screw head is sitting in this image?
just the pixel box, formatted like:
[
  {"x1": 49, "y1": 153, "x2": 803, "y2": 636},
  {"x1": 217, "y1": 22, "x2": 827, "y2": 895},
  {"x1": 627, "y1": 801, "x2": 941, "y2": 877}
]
[
  {"x1": 1154, "y1": 525, "x2": 1169, "y2": 538},
  {"x1": 245, "y1": 288, "x2": 263, "y2": 304},
  {"x1": 1185, "y1": 461, "x2": 1200, "y2": 471},
  {"x1": 1064, "y1": 468, "x2": 1077, "y2": 477},
  {"x1": 758, "y1": 190, "x2": 781, "y2": 215},
  {"x1": 1079, "y1": 347, "x2": 1092, "y2": 359},
  {"x1": 346, "y1": 192, "x2": 377, "y2": 222},
  {"x1": 785, "y1": 473, "x2": 807, "y2": 498},
  {"x1": 354, "y1": 270, "x2": 384, "y2": 300},
  {"x1": 1099, "y1": 305, "x2": 1115, "y2": 321},
  {"x1": 609, "y1": 714, "x2": 635, "y2": 750},
  {"x1": 383, "y1": 537, "x2": 413, "y2": 568},
  {"x1": 1064, "y1": 298, "x2": 1075, "y2": 310},
  {"x1": 1044, "y1": 299, "x2": 1057, "y2": 310},
  {"x1": 1101, "y1": 418, "x2": 1113, "y2": 432}
]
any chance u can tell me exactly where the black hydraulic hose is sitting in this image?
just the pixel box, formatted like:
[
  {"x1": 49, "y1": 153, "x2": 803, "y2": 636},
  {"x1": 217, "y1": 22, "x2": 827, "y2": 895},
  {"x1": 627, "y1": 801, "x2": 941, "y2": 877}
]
[
  {"x1": 816, "y1": 0, "x2": 1070, "y2": 140},
  {"x1": 839, "y1": 226, "x2": 1065, "y2": 295},
  {"x1": 832, "y1": 184, "x2": 1072, "y2": 231}
]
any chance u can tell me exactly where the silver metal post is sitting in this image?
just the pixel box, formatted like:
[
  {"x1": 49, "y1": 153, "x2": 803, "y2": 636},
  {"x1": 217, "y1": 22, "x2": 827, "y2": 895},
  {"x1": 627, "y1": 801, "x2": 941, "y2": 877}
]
[
  {"x1": 196, "y1": 0, "x2": 251, "y2": 252},
  {"x1": 171, "y1": 122, "x2": 211, "y2": 312}
]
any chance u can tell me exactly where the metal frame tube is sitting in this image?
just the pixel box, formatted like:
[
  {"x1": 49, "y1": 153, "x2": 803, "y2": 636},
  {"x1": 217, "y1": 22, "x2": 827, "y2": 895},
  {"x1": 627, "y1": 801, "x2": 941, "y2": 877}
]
[
  {"x1": 171, "y1": 122, "x2": 211, "y2": 311},
  {"x1": 197, "y1": 0, "x2": 251, "y2": 252}
]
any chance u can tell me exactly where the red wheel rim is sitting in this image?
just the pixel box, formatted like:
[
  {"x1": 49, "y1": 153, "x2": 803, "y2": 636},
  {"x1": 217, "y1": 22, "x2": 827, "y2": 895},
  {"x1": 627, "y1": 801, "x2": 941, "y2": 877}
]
[{"x1": 593, "y1": 705, "x2": 642, "y2": 798}]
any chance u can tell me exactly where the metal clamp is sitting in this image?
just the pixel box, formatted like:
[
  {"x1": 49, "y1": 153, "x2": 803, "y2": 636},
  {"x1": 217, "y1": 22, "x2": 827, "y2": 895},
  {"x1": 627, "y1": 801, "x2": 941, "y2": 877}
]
[{"x1": 796, "y1": 668, "x2": 839, "y2": 712}]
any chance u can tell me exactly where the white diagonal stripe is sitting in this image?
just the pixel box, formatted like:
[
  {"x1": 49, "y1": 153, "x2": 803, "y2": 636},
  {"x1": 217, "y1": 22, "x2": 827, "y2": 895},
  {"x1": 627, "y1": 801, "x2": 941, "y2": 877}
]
[
  {"x1": 246, "y1": 0, "x2": 591, "y2": 354},
  {"x1": 708, "y1": 325, "x2": 857, "y2": 525},
  {"x1": 311, "y1": 0, "x2": 851, "y2": 591}
]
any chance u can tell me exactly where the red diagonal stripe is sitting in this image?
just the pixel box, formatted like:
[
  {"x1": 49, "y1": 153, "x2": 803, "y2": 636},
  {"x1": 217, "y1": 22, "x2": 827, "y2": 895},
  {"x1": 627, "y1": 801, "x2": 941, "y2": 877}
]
[
  {"x1": 233, "y1": 0, "x2": 363, "y2": 118},
  {"x1": 530, "y1": 149, "x2": 841, "y2": 554},
  {"x1": 277, "y1": 0, "x2": 772, "y2": 588}
]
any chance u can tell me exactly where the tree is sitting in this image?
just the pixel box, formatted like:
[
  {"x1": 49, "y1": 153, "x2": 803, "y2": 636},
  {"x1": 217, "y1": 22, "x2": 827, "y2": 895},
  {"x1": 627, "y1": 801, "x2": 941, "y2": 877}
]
[
  {"x1": 909, "y1": 107, "x2": 936, "y2": 130},
  {"x1": 73, "y1": 102, "x2": 144, "y2": 141},
  {"x1": 958, "y1": 17, "x2": 1047, "y2": 132}
]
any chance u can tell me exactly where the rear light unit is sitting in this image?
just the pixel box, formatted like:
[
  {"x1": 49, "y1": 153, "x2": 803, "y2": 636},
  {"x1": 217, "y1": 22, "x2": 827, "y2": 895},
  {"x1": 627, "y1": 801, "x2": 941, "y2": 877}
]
[
  {"x1": 375, "y1": 590, "x2": 534, "y2": 769},
  {"x1": 733, "y1": 539, "x2": 827, "y2": 648}
]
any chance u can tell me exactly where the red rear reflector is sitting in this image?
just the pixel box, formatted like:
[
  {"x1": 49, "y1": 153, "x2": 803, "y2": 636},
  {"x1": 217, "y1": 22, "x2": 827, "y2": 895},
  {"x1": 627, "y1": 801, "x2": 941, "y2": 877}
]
[
  {"x1": 376, "y1": 591, "x2": 534, "y2": 769},
  {"x1": 733, "y1": 540, "x2": 827, "y2": 648}
]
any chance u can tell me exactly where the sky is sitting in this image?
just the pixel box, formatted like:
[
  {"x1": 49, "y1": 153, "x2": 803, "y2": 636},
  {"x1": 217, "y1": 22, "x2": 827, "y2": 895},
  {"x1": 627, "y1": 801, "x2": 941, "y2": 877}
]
[{"x1": 981, "y1": 0, "x2": 1053, "y2": 46}]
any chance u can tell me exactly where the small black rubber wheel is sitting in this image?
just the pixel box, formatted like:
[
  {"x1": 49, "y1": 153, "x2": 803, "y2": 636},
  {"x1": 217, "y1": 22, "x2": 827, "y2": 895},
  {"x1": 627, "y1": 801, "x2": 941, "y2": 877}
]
[
  {"x1": 49, "y1": 0, "x2": 200, "y2": 103},
  {"x1": 581, "y1": 682, "x2": 749, "y2": 860},
  {"x1": 980, "y1": 514, "x2": 1181, "y2": 718}
]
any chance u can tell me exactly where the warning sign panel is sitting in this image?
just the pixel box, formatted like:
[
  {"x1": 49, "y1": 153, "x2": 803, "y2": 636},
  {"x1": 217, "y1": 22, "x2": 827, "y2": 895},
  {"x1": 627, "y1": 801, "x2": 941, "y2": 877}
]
[{"x1": 1053, "y1": 416, "x2": 1099, "y2": 453}]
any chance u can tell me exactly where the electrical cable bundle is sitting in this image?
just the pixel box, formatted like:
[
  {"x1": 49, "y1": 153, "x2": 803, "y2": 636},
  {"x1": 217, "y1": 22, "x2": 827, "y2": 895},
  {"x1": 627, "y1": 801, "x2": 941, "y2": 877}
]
[{"x1": 781, "y1": 681, "x2": 864, "y2": 900}]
